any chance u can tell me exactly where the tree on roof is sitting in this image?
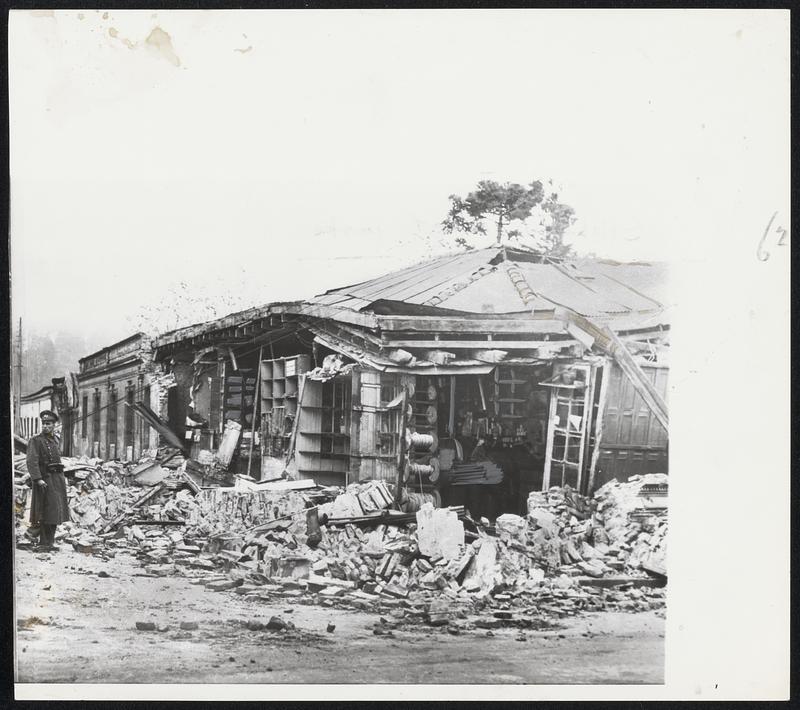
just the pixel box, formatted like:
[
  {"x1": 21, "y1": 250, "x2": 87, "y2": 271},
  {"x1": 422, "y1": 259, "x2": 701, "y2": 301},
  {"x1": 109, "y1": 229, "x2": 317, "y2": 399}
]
[{"x1": 442, "y1": 179, "x2": 577, "y2": 257}]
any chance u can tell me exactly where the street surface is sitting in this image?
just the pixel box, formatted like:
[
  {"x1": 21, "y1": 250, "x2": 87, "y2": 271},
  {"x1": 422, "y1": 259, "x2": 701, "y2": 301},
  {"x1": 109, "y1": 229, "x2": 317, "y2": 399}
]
[{"x1": 15, "y1": 546, "x2": 664, "y2": 684}]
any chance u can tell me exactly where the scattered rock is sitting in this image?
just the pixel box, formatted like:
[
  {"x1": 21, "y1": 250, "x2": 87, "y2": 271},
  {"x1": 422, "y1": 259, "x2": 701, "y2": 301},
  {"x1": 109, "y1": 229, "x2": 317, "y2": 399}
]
[{"x1": 266, "y1": 616, "x2": 288, "y2": 631}]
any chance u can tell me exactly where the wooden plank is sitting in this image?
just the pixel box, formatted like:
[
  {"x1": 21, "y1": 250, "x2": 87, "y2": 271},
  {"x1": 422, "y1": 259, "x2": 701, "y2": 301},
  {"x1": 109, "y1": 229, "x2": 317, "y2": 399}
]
[
  {"x1": 575, "y1": 363, "x2": 594, "y2": 494},
  {"x1": 394, "y1": 387, "x2": 408, "y2": 505},
  {"x1": 296, "y1": 380, "x2": 322, "y2": 477},
  {"x1": 284, "y1": 372, "x2": 307, "y2": 469},
  {"x1": 605, "y1": 331, "x2": 669, "y2": 431},
  {"x1": 448, "y1": 376, "x2": 456, "y2": 436},
  {"x1": 553, "y1": 307, "x2": 668, "y2": 431},
  {"x1": 282, "y1": 303, "x2": 378, "y2": 329},
  {"x1": 541, "y1": 387, "x2": 558, "y2": 491},
  {"x1": 379, "y1": 339, "x2": 579, "y2": 350},
  {"x1": 377, "y1": 316, "x2": 563, "y2": 333},
  {"x1": 246, "y1": 346, "x2": 264, "y2": 478},
  {"x1": 587, "y1": 359, "x2": 610, "y2": 494}
]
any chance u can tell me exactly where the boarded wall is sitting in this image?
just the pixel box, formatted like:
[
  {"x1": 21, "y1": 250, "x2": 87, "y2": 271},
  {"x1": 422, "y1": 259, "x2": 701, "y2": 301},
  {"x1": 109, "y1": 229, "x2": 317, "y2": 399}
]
[{"x1": 595, "y1": 362, "x2": 668, "y2": 488}]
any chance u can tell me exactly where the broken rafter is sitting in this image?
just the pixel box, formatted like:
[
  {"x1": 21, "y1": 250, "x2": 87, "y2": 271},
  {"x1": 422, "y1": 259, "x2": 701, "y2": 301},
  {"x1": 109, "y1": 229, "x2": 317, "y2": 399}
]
[{"x1": 554, "y1": 307, "x2": 669, "y2": 430}]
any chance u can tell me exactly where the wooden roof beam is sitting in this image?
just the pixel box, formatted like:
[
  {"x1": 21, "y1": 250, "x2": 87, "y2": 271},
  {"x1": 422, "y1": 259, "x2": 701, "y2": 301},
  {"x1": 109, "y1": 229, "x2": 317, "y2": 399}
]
[{"x1": 381, "y1": 339, "x2": 577, "y2": 350}]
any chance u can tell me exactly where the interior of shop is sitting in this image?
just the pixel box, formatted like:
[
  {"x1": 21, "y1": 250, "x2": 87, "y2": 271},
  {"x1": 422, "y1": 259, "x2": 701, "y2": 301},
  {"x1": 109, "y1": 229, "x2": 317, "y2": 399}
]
[{"x1": 167, "y1": 332, "x2": 605, "y2": 520}]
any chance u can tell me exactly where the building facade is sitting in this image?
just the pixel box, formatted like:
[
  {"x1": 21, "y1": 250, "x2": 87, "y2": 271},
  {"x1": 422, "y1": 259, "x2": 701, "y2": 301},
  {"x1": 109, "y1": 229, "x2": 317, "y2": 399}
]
[
  {"x1": 18, "y1": 376, "x2": 79, "y2": 455},
  {"x1": 73, "y1": 333, "x2": 159, "y2": 460},
  {"x1": 18, "y1": 384, "x2": 56, "y2": 440}
]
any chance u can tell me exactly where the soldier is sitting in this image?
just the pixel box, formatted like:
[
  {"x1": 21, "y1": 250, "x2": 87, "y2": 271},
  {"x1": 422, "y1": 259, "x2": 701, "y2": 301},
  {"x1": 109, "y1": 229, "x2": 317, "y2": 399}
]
[{"x1": 26, "y1": 410, "x2": 69, "y2": 552}]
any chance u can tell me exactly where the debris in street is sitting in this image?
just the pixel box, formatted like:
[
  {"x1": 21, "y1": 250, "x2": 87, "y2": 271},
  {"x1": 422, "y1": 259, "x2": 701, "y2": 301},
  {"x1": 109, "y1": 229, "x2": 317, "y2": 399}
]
[
  {"x1": 266, "y1": 616, "x2": 289, "y2": 631},
  {"x1": 15, "y1": 445, "x2": 667, "y2": 627},
  {"x1": 415, "y1": 503, "x2": 465, "y2": 561}
]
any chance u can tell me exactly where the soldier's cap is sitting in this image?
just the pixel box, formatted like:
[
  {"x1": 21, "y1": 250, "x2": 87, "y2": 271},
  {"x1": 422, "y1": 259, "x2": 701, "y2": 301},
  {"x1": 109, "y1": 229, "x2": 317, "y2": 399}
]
[{"x1": 39, "y1": 410, "x2": 59, "y2": 423}]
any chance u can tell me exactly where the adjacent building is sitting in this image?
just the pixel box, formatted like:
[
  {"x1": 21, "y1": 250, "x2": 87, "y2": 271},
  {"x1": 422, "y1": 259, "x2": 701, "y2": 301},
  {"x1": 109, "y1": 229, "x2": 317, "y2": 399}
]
[
  {"x1": 73, "y1": 332, "x2": 159, "y2": 460},
  {"x1": 18, "y1": 375, "x2": 79, "y2": 455}
]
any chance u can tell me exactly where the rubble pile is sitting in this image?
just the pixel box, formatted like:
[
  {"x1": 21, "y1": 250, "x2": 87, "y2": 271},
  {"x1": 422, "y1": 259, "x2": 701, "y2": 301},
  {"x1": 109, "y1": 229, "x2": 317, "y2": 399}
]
[
  {"x1": 187, "y1": 488, "x2": 309, "y2": 536},
  {"x1": 526, "y1": 473, "x2": 668, "y2": 578},
  {"x1": 13, "y1": 455, "x2": 30, "y2": 519},
  {"x1": 593, "y1": 474, "x2": 668, "y2": 575},
  {"x1": 16, "y1": 449, "x2": 668, "y2": 627}
]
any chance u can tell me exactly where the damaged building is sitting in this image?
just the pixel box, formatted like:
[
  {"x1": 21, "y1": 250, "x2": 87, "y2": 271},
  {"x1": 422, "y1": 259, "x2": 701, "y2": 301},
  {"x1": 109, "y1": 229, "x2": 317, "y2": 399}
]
[
  {"x1": 18, "y1": 376, "x2": 77, "y2": 446},
  {"x1": 151, "y1": 247, "x2": 669, "y2": 519},
  {"x1": 71, "y1": 332, "x2": 160, "y2": 461}
]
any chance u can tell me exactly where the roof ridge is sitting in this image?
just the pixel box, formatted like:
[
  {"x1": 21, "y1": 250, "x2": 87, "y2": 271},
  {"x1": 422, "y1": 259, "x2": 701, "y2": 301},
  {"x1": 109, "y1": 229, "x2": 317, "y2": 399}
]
[{"x1": 503, "y1": 260, "x2": 539, "y2": 311}]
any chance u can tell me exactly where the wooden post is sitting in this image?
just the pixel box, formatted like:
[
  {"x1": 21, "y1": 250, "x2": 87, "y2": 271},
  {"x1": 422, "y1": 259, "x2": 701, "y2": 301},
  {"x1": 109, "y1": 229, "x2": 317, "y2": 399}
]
[
  {"x1": 586, "y1": 359, "x2": 610, "y2": 495},
  {"x1": 448, "y1": 376, "x2": 456, "y2": 436},
  {"x1": 541, "y1": 385, "x2": 558, "y2": 491},
  {"x1": 246, "y1": 345, "x2": 264, "y2": 479},
  {"x1": 576, "y1": 362, "x2": 597, "y2": 495},
  {"x1": 394, "y1": 386, "x2": 408, "y2": 507},
  {"x1": 284, "y1": 373, "x2": 307, "y2": 473}
]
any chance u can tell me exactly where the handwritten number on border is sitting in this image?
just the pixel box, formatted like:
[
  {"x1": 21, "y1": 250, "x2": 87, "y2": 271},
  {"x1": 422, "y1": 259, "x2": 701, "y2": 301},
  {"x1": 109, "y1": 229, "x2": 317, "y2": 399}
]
[{"x1": 757, "y1": 211, "x2": 788, "y2": 262}]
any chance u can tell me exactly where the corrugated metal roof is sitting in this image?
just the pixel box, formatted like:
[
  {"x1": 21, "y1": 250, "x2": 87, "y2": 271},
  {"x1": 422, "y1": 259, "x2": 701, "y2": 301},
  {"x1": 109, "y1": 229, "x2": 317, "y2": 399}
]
[
  {"x1": 318, "y1": 249, "x2": 493, "y2": 308},
  {"x1": 309, "y1": 247, "x2": 668, "y2": 321},
  {"x1": 572, "y1": 260, "x2": 670, "y2": 308},
  {"x1": 429, "y1": 267, "x2": 552, "y2": 314}
]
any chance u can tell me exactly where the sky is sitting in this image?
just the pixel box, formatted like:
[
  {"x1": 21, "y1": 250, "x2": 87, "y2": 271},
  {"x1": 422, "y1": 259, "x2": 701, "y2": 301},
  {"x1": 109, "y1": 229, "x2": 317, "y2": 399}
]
[{"x1": 9, "y1": 9, "x2": 790, "y2": 344}]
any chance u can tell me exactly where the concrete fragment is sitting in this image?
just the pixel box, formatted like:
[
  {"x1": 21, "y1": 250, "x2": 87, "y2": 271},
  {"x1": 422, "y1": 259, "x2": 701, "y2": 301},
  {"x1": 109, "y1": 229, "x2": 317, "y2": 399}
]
[
  {"x1": 462, "y1": 538, "x2": 497, "y2": 593},
  {"x1": 415, "y1": 503, "x2": 464, "y2": 561},
  {"x1": 427, "y1": 598, "x2": 450, "y2": 626},
  {"x1": 495, "y1": 514, "x2": 526, "y2": 543},
  {"x1": 577, "y1": 561, "x2": 604, "y2": 578},
  {"x1": 528, "y1": 507, "x2": 557, "y2": 531}
]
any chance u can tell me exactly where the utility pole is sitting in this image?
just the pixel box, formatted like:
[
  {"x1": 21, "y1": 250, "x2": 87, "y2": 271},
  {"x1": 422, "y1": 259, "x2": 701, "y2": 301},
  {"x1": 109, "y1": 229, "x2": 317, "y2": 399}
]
[{"x1": 15, "y1": 317, "x2": 23, "y2": 432}]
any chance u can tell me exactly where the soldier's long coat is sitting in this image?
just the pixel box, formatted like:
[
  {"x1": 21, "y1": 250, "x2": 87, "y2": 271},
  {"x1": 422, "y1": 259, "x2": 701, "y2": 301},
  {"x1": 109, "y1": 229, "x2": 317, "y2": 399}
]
[{"x1": 26, "y1": 433, "x2": 69, "y2": 526}]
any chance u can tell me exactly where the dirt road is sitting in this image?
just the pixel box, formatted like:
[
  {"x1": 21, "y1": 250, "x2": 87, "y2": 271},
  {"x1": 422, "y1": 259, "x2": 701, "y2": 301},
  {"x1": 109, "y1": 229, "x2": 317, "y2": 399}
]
[{"x1": 14, "y1": 546, "x2": 664, "y2": 685}]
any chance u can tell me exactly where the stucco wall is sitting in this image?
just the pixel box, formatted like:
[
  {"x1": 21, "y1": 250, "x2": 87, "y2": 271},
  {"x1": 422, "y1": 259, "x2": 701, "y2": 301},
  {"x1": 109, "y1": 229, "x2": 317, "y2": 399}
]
[{"x1": 74, "y1": 364, "x2": 158, "y2": 461}]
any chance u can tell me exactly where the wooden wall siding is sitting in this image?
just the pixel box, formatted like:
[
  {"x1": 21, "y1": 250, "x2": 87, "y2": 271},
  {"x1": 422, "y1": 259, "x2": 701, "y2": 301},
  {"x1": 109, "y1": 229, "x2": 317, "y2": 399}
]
[
  {"x1": 349, "y1": 369, "x2": 405, "y2": 484},
  {"x1": 596, "y1": 362, "x2": 668, "y2": 486},
  {"x1": 295, "y1": 376, "x2": 351, "y2": 487}
]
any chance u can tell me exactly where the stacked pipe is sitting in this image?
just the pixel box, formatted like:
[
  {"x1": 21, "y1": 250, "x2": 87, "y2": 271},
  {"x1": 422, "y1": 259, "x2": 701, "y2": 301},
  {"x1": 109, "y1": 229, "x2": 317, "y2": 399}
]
[
  {"x1": 447, "y1": 461, "x2": 504, "y2": 486},
  {"x1": 403, "y1": 379, "x2": 441, "y2": 488}
]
